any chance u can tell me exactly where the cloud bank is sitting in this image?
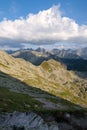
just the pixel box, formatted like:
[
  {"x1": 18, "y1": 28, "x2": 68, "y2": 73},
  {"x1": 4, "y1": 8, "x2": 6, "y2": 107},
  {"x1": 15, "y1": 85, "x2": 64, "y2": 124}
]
[{"x1": 0, "y1": 5, "x2": 87, "y2": 49}]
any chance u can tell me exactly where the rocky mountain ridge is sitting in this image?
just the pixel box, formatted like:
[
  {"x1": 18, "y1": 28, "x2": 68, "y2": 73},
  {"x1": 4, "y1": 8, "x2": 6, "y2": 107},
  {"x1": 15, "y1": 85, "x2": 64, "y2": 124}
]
[
  {"x1": 10, "y1": 47, "x2": 87, "y2": 60},
  {"x1": 10, "y1": 48, "x2": 87, "y2": 71},
  {"x1": 0, "y1": 50, "x2": 87, "y2": 110}
]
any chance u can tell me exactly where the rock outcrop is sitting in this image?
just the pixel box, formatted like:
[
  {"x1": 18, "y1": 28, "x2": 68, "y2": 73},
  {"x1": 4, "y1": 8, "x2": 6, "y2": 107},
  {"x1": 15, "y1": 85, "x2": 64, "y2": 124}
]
[
  {"x1": 0, "y1": 111, "x2": 87, "y2": 130},
  {"x1": 0, "y1": 112, "x2": 59, "y2": 130}
]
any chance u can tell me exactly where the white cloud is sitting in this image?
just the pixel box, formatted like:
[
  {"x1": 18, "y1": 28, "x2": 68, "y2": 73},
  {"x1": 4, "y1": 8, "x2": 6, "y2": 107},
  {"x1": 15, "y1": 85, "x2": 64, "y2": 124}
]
[{"x1": 0, "y1": 5, "x2": 87, "y2": 49}]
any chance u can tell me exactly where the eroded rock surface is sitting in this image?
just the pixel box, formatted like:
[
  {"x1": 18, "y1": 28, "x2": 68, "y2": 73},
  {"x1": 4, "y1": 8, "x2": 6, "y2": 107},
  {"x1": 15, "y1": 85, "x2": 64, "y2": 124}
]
[
  {"x1": 0, "y1": 112, "x2": 59, "y2": 130},
  {"x1": 0, "y1": 111, "x2": 87, "y2": 130}
]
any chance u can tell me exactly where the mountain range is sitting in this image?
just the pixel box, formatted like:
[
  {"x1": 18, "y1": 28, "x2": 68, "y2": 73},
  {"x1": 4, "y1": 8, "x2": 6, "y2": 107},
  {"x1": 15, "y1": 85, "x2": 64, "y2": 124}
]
[
  {"x1": 7, "y1": 47, "x2": 87, "y2": 59},
  {"x1": 9, "y1": 47, "x2": 87, "y2": 71},
  {"x1": 52, "y1": 47, "x2": 87, "y2": 60}
]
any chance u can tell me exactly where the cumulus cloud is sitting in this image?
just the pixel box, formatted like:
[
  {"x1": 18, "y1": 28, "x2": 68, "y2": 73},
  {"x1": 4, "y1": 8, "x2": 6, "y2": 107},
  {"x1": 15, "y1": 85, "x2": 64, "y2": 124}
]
[{"x1": 0, "y1": 5, "x2": 87, "y2": 49}]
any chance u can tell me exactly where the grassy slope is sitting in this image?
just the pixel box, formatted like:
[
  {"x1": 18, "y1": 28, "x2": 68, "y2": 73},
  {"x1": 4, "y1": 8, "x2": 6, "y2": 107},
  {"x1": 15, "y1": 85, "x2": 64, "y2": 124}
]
[
  {"x1": 0, "y1": 86, "x2": 86, "y2": 113},
  {"x1": 0, "y1": 87, "x2": 43, "y2": 112},
  {"x1": 0, "y1": 51, "x2": 87, "y2": 111}
]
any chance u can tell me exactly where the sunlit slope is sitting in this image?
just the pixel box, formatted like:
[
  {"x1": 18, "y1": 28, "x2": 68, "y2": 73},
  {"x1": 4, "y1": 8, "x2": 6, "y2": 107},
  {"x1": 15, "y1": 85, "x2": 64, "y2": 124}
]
[{"x1": 0, "y1": 50, "x2": 87, "y2": 108}]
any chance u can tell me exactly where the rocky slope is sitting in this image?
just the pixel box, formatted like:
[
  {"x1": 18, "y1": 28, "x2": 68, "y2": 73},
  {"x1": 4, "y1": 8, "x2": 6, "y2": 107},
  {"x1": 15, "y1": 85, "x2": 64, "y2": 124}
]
[
  {"x1": 0, "y1": 111, "x2": 87, "y2": 130},
  {"x1": 11, "y1": 49, "x2": 48, "y2": 65},
  {"x1": 0, "y1": 112, "x2": 59, "y2": 130},
  {"x1": 11, "y1": 48, "x2": 87, "y2": 71},
  {"x1": 52, "y1": 49, "x2": 81, "y2": 59},
  {"x1": 51, "y1": 47, "x2": 87, "y2": 60},
  {"x1": 0, "y1": 50, "x2": 87, "y2": 129},
  {"x1": 0, "y1": 50, "x2": 87, "y2": 111},
  {"x1": 76, "y1": 47, "x2": 87, "y2": 59}
]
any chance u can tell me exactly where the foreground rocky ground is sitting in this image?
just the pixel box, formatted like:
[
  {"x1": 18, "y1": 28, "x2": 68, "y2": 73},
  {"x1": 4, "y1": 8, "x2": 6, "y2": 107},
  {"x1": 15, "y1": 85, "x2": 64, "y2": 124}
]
[{"x1": 0, "y1": 111, "x2": 87, "y2": 130}]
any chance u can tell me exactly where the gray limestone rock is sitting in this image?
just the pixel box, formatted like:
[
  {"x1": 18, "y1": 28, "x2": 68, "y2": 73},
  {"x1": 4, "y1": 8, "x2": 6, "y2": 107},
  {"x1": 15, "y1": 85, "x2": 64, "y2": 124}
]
[
  {"x1": 0, "y1": 112, "x2": 59, "y2": 130},
  {"x1": 3, "y1": 112, "x2": 44, "y2": 128},
  {"x1": 49, "y1": 122, "x2": 59, "y2": 130}
]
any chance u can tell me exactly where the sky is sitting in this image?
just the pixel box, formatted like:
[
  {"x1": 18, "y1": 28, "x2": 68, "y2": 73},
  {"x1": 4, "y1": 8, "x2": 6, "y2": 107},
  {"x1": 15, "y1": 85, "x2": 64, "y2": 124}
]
[{"x1": 0, "y1": 0, "x2": 87, "y2": 50}]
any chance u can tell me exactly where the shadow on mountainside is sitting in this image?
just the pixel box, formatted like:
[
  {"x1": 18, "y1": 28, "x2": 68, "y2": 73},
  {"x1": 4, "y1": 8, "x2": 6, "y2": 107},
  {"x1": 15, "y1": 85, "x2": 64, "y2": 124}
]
[
  {"x1": 0, "y1": 71, "x2": 87, "y2": 130},
  {"x1": 74, "y1": 71, "x2": 87, "y2": 79},
  {"x1": 0, "y1": 70, "x2": 87, "y2": 114},
  {"x1": 12, "y1": 50, "x2": 48, "y2": 65},
  {"x1": 13, "y1": 51, "x2": 87, "y2": 80}
]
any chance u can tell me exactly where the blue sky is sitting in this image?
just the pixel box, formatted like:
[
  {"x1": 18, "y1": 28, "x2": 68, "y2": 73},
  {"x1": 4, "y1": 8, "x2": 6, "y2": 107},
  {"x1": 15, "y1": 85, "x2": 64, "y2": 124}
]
[
  {"x1": 0, "y1": 0, "x2": 87, "y2": 24},
  {"x1": 0, "y1": 0, "x2": 87, "y2": 50}
]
